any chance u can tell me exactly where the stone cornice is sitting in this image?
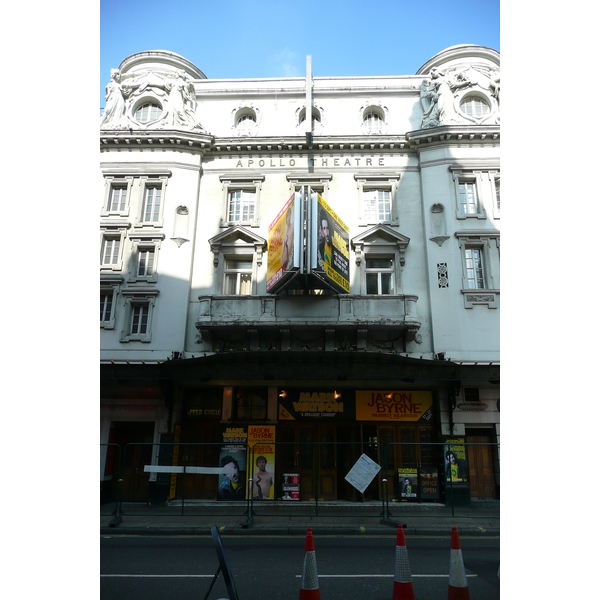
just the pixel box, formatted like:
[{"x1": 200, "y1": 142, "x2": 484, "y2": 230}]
[
  {"x1": 99, "y1": 128, "x2": 499, "y2": 153},
  {"x1": 211, "y1": 135, "x2": 411, "y2": 153},
  {"x1": 100, "y1": 129, "x2": 214, "y2": 152},
  {"x1": 406, "y1": 125, "x2": 499, "y2": 149}
]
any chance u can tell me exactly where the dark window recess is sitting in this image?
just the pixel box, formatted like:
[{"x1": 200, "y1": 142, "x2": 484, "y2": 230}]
[
  {"x1": 235, "y1": 388, "x2": 267, "y2": 420},
  {"x1": 463, "y1": 388, "x2": 480, "y2": 403}
]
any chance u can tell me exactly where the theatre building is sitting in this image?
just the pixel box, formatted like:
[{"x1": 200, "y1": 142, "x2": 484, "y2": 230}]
[{"x1": 100, "y1": 45, "x2": 500, "y2": 505}]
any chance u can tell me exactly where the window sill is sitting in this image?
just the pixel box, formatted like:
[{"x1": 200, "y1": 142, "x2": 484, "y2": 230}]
[{"x1": 461, "y1": 289, "x2": 499, "y2": 309}]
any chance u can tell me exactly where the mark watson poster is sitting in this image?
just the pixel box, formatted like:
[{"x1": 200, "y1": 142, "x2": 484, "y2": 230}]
[{"x1": 217, "y1": 426, "x2": 247, "y2": 501}]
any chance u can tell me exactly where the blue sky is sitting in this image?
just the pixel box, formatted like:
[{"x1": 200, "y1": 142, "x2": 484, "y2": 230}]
[{"x1": 100, "y1": 0, "x2": 499, "y2": 113}]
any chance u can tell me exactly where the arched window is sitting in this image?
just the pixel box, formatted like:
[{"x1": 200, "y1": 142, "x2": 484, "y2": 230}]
[
  {"x1": 299, "y1": 108, "x2": 321, "y2": 126},
  {"x1": 363, "y1": 107, "x2": 385, "y2": 133},
  {"x1": 236, "y1": 113, "x2": 256, "y2": 130}
]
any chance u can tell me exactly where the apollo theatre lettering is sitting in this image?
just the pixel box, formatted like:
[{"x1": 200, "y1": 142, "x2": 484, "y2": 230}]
[{"x1": 235, "y1": 156, "x2": 386, "y2": 168}]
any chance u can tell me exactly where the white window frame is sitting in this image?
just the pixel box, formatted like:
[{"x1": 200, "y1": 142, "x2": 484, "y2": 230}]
[
  {"x1": 354, "y1": 175, "x2": 400, "y2": 226},
  {"x1": 136, "y1": 176, "x2": 169, "y2": 228},
  {"x1": 490, "y1": 172, "x2": 500, "y2": 219},
  {"x1": 128, "y1": 232, "x2": 164, "y2": 283},
  {"x1": 133, "y1": 101, "x2": 163, "y2": 124},
  {"x1": 100, "y1": 274, "x2": 123, "y2": 330},
  {"x1": 365, "y1": 256, "x2": 395, "y2": 295},
  {"x1": 450, "y1": 168, "x2": 487, "y2": 220},
  {"x1": 455, "y1": 231, "x2": 500, "y2": 309},
  {"x1": 222, "y1": 257, "x2": 253, "y2": 295},
  {"x1": 120, "y1": 288, "x2": 159, "y2": 343},
  {"x1": 219, "y1": 175, "x2": 264, "y2": 228},
  {"x1": 102, "y1": 176, "x2": 132, "y2": 217},
  {"x1": 287, "y1": 174, "x2": 333, "y2": 199},
  {"x1": 100, "y1": 221, "x2": 130, "y2": 272}
]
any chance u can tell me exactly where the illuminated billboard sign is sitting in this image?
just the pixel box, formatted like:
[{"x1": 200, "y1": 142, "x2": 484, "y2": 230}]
[
  {"x1": 311, "y1": 193, "x2": 350, "y2": 294},
  {"x1": 266, "y1": 192, "x2": 302, "y2": 293}
]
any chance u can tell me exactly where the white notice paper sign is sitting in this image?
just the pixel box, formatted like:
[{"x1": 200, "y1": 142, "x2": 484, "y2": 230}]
[{"x1": 344, "y1": 453, "x2": 381, "y2": 493}]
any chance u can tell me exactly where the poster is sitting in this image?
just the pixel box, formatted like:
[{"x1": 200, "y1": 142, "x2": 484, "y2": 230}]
[
  {"x1": 444, "y1": 438, "x2": 469, "y2": 484},
  {"x1": 266, "y1": 192, "x2": 301, "y2": 293},
  {"x1": 278, "y1": 388, "x2": 350, "y2": 421},
  {"x1": 247, "y1": 425, "x2": 276, "y2": 500},
  {"x1": 311, "y1": 193, "x2": 350, "y2": 294},
  {"x1": 282, "y1": 473, "x2": 300, "y2": 500},
  {"x1": 217, "y1": 426, "x2": 248, "y2": 501},
  {"x1": 419, "y1": 467, "x2": 439, "y2": 500},
  {"x1": 355, "y1": 390, "x2": 434, "y2": 422},
  {"x1": 398, "y1": 468, "x2": 418, "y2": 500},
  {"x1": 345, "y1": 453, "x2": 381, "y2": 494}
]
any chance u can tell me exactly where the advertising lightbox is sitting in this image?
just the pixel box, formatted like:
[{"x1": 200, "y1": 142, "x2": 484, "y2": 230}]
[
  {"x1": 266, "y1": 192, "x2": 302, "y2": 293},
  {"x1": 310, "y1": 193, "x2": 350, "y2": 294}
]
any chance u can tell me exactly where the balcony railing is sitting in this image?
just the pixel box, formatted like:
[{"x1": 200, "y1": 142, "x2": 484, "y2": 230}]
[{"x1": 196, "y1": 294, "x2": 420, "y2": 329}]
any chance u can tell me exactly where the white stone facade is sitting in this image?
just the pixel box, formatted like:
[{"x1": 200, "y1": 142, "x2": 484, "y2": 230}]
[{"x1": 100, "y1": 45, "x2": 500, "y2": 502}]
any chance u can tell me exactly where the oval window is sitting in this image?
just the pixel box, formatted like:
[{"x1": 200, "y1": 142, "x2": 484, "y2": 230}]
[
  {"x1": 460, "y1": 96, "x2": 490, "y2": 118},
  {"x1": 134, "y1": 102, "x2": 163, "y2": 123}
]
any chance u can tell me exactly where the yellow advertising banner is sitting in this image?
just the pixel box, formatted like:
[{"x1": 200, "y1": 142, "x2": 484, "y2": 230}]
[
  {"x1": 247, "y1": 425, "x2": 276, "y2": 500},
  {"x1": 267, "y1": 193, "x2": 298, "y2": 292},
  {"x1": 356, "y1": 390, "x2": 433, "y2": 421}
]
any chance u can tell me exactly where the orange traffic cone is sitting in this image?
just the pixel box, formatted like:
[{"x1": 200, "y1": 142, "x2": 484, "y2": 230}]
[
  {"x1": 392, "y1": 524, "x2": 416, "y2": 600},
  {"x1": 299, "y1": 527, "x2": 321, "y2": 600},
  {"x1": 448, "y1": 526, "x2": 470, "y2": 600}
]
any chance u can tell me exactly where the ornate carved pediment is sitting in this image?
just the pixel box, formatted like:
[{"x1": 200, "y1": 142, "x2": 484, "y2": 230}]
[
  {"x1": 351, "y1": 224, "x2": 410, "y2": 266},
  {"x1": 208, "y1": 226, "x2": 267, "y2": 267},
  {"x1": 420, "y1": 63, "x2": 500, "y2": 129},
  {"x1": 100, "y1": 67, "x2": 207, "y2": 133}
]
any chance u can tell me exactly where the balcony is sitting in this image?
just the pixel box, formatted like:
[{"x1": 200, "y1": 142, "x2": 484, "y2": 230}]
[{"x1": 195, "y1": 294, "x2": 421, "y2": 351}]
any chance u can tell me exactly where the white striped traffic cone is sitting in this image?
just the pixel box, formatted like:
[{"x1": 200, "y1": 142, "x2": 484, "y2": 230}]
[
  {"x1": 448, "y1": 526, "x2": 470, "y2": 600},
  {"x1": 299, "y1": 527, "x2": 321, "y2": 600},
  {"x1": 392, "y1": 524, "x2": 416, "y2": 600}
]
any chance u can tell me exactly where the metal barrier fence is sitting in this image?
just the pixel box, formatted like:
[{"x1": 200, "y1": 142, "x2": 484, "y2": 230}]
[{"x1": 100, "y1": 440, "x2": 499, "y2": 522}]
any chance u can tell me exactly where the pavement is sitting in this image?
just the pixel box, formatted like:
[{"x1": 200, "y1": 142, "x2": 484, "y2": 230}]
[{"x1": 100, "y1": 499, "x2": 500, "y2": 537}]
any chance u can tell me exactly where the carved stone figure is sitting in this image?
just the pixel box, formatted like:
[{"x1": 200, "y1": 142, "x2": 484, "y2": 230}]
[
  {"x1": 165, "y1": 70, "x2": 205, "y2": 130},
  {"x1": 100, "y1": 69, "x2": 127, "y2": 129},
  {"x1": 100, "y1": 67, "x2": 206, "y2": 131}
]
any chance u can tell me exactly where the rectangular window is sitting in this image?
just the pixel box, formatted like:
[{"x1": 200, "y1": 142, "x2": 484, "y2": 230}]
[
  {"x1": 227, "y1": 190, "x2": 256, "y2": 223},
  {"x1": 101, "y1": 237, "x2": 120, "y2": 265},
  {"x1": 130, "y1": 305, "x2": 149, "y2": 335},
  {"x1": 459, "y1": 182, "x2": 478, "y2": 216},
  {"x1": 363, "y1": 189, "x2": 391, "y2": 222},
  {"x1": 100, "y1": 292, "x2": 113, "y2": 323},
  {"x1": 223, "y1": 258, "x2": 252, "y2": 295},
  {"x1": 465, "y1": 248, "x2": 485, "y2": 289},
  {"x1": 142, "y1": 186, "x2": 162, "y2": 223},
  {"x1": 366, "y1": 258, "x2": 394, "y2": 295},
  {"x1": 137, "y1": 248, "x2": 155, "y2": 277},
  {"x1": 108, "y1": 185, "x2": 127, "y2": 212}
]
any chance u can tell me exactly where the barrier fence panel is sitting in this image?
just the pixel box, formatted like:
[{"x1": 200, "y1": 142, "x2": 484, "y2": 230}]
[
  {"x1": 100, "y1": 439, "x2": 499, "y2": 522},
  {"x1": 381, "y1": 440, "x2": 500, "y2": 520}
]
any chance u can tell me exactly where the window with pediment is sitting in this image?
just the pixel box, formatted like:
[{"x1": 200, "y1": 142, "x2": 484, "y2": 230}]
[{"x1": 351, "y1": 225, "x2": 410, "y2": 295}]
